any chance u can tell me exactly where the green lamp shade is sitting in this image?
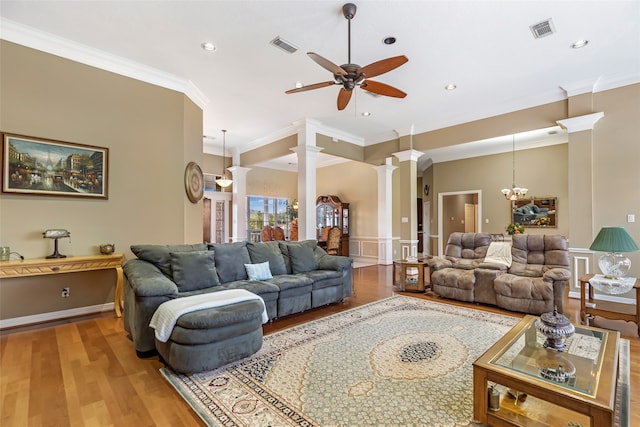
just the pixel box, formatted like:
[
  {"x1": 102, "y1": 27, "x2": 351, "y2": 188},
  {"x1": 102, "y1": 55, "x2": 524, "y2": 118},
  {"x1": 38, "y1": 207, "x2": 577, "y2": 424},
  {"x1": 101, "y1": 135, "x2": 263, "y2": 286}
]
[
  {"x1": 589, "y1": 227, "x2": 639, "y2": 253},
  {"x1": 589, "y1": 227, "x2": 639, "y2": 279}
]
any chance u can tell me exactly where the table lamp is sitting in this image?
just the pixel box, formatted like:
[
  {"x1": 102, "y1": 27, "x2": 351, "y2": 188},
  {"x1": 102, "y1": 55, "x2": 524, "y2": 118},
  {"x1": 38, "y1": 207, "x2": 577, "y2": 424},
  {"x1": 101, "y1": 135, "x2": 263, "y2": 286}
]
[{"x1": 589, "y1": 227, "x2": 639, "y2": 279}]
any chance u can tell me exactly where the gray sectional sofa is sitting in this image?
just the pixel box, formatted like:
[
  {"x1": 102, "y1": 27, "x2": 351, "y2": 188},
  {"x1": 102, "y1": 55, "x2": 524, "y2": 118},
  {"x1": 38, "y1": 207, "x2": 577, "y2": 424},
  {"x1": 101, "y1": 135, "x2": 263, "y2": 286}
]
[{"x1": 123, "y1": 240, "x2": 353, "y2": 354}]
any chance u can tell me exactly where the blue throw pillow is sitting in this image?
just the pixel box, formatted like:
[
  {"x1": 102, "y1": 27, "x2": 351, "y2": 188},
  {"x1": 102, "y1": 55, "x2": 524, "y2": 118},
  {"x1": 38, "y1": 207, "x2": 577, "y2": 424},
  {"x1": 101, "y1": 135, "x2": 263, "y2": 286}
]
[
  {"x1": 244, "y1": 261, "x2": 273, "y2": 281},
  {"x1": 170, "y1": 250, "x2": 220, "y2": 292}
]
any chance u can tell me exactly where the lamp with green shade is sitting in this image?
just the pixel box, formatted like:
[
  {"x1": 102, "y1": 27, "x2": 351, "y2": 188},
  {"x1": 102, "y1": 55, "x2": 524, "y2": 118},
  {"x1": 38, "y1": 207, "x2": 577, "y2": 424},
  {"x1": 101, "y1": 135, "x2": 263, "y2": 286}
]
[{"x1": 589, "y1": 227, "x2": 639, "y2": 279}]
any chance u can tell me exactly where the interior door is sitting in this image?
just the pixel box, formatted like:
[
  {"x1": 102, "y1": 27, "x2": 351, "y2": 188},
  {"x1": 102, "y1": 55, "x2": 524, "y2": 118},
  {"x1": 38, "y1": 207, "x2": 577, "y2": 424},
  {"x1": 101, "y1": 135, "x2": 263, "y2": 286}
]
[{"x1": 464, "y1": 203, "x2": 477, "y2": 233}]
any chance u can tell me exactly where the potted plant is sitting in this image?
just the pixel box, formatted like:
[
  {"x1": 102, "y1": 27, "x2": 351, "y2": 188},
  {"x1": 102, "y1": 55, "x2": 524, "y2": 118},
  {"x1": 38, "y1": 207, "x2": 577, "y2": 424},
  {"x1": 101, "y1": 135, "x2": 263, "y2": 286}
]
[{"x1": 506, "y1": 223, "x2": 525, "y2": 235}]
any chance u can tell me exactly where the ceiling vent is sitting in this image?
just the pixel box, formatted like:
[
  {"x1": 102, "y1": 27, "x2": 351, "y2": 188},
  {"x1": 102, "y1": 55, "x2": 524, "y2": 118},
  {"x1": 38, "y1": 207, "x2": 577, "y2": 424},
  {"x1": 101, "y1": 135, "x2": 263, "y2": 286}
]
[
  {"x1": 270, "y1": 36, "x2": 299, "y2": 53},
  {"x1": 529, "y1": 18, "x2": 556, "y2": 39}
]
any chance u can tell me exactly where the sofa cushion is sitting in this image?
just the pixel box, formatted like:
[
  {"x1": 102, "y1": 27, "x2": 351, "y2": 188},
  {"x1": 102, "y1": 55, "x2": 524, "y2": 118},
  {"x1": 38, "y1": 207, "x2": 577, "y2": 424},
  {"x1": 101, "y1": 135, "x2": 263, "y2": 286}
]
[
  {"x1": 279, "y1": 240, "x2": 318, "y2": 274},
  {"x1": 246, "y1": 241, "x2": 287, "y2": 276},
  {"x1": 131, "y1": 243, "x2": 208, "y2": 277},
  {"x1": 245, "y1": 261, "x2": 273, "y2": 281},
  {"x1": 289, "y1": 244, "x2": 318, "y2": 273},
  {"x1": 210, "y1": 242, "x2": 251, "y2": 283},
  {"x1": 170, "y1": 250, "x2": 220, "y2": 292}
]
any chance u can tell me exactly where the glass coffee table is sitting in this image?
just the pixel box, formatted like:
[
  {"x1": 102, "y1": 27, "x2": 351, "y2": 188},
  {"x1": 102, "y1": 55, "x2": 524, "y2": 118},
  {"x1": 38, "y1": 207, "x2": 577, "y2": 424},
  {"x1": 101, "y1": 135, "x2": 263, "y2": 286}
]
[{"x1": 473, "y1": 315, "x2": 620, "y2": 427}]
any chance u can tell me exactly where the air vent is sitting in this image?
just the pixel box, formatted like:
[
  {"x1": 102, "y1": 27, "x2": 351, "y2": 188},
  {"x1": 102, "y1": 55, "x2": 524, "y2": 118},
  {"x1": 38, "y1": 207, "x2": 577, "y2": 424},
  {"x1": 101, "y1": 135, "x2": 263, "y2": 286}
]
[
  {"x1": 530, "y1": 18, "x2": 556, "y2": 39},
  {"x1": 270, "y1": 36, "x2": 299, "y2": 53}
]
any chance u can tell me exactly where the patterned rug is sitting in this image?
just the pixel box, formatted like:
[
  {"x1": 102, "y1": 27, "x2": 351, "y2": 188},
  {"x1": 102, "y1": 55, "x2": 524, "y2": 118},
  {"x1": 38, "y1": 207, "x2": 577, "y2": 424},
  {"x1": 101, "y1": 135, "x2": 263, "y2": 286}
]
[{"x1": 160, "y1": 296, "x2": 629, "y2": 427}]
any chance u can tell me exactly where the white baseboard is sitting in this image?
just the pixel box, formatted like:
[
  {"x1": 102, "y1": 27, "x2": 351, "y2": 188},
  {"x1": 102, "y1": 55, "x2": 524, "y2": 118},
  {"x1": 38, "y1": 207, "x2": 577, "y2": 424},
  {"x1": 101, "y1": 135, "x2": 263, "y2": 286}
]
[{"x1": 0, "y1": 303, "x2": 115, "y2": 329}]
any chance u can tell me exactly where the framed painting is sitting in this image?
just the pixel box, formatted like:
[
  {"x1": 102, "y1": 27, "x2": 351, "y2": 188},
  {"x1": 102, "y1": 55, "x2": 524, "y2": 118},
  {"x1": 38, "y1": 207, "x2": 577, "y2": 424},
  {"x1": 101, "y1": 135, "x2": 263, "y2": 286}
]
[{"x1": 2, "y1": 133, "x2": 109, "y2": 199}]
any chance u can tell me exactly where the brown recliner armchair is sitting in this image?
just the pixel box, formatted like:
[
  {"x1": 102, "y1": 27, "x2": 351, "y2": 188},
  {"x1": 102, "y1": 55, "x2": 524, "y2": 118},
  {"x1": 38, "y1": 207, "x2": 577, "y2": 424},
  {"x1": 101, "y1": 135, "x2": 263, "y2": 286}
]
[
  {"x1": 493, "y1": 234, "x2": 570, "y2": 314},
  {"x1": 429, "y1": 232, "x2": 494, "y2": 302}
]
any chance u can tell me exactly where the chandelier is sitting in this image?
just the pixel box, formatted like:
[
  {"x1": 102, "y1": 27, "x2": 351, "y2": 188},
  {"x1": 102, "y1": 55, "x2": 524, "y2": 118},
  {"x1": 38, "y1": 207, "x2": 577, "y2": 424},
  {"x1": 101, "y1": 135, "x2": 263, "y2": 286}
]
[
  {"x1": 501, "y1": 135, "x2": 528, "y2": 200},
  {"x1": 215, "y1": 129, "x2": 233, "y2": 188}
]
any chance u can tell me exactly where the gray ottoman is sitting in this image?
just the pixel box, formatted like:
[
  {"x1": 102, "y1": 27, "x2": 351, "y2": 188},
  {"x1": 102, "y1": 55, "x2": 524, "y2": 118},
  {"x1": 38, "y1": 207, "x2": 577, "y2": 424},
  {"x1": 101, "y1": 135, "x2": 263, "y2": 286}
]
[{"x1": 155, "y1": 299, "x2": 264, "y2": 374}]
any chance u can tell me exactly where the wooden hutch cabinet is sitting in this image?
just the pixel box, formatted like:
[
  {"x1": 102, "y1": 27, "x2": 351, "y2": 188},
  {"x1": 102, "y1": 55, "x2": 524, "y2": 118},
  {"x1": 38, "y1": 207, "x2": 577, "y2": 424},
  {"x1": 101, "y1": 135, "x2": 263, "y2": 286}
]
[{"x1": 316, "y1": 195, "x2": 349, "y2": 256}]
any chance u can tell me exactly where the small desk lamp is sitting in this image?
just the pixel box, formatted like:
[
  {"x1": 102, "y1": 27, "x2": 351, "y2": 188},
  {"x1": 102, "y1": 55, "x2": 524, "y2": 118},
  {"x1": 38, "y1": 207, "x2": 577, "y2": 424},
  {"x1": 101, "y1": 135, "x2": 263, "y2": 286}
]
[{"x1": 589, "y1": 227, "x2": 639, "y2": 279}]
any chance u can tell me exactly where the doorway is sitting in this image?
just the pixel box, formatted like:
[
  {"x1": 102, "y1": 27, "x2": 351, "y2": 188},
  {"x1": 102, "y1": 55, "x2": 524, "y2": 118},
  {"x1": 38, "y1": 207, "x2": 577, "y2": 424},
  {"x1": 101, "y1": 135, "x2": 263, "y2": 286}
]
[
  {"x1": 437, "y1": 190, "x2": 482, "y2": 256},
  {"x1": 203, "y1": 192, "x2": 232, "y2": 243}
]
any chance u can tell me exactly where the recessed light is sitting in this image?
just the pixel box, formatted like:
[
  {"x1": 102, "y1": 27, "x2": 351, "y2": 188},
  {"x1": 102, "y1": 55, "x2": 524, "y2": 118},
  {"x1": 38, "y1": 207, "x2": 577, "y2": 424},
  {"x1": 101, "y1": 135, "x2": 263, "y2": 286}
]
[
  {"x1": 201, "y1": 42, "x2": 216, "y2": 52},
  {"x1": 361, "y1": 111, "x2": 371, "y2": 117},
  {"x1": 295, "y1": 82, "x2": 303, "y2": 88},
  {"x1": 571, "y1": 40, "x2": 589, "y2": 49},
  {"x1": 383, "y1": 36, "x2": 396, "y2": 45},
  {"x1": 445, "y1": 84, "x2": 457, "y2": 91}
]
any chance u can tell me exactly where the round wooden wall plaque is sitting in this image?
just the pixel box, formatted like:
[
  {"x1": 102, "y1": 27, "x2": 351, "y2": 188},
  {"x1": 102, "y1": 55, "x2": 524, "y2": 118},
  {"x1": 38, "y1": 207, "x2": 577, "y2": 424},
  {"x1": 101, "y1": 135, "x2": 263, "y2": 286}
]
[{"x1": 184, "y1": 161, "x2": 204, "y2": 203}]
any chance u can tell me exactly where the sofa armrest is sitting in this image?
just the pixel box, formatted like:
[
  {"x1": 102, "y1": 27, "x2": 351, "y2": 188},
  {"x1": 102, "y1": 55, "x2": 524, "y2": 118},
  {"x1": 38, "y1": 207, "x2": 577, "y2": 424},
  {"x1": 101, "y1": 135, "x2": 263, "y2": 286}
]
[
  {"x1": 123, "y1": 259, "x2": 179, "y2": 297},
  {"x1": 428, "y1": 257, "x2": 452, "y2": 271},
  {"x1": 544, "y1": 268, "x2": 571, "y2": 282},
  {"x1": 317, "y1": 254, "x2": 353, "y2": 272},
  {"x1": 477, "y1": 262, "x2": 508, "y2": 271}
]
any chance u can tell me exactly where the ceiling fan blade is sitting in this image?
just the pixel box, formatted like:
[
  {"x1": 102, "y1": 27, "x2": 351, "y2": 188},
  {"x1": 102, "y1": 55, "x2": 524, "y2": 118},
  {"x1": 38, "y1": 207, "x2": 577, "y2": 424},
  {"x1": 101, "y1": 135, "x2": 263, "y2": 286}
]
[
  {"x1": 358, "y1": 55, "x2": 408, "y2": 79},
  {"x1": 337, "y1": 88, "x2": 352, "y2": 110},
  {"x1": 361, "y1": 80, "x2": 407, "y2": 98},
  {"x1": 308, "y1": 52, "x2": 348, "y2": 76},
  {"x1": 285, "y1": 81, "x2": 336, "y2": 94}
]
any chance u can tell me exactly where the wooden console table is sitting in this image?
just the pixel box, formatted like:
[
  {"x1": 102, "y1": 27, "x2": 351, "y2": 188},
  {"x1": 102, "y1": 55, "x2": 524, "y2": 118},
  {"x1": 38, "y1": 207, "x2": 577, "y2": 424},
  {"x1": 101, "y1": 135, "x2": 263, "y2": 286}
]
[
  {"x1": 579, "y1": 273, "x2": 640, "y2": 336},
  {"x1": 0, "y1": 254, "x2": 125, "y2": 317}
]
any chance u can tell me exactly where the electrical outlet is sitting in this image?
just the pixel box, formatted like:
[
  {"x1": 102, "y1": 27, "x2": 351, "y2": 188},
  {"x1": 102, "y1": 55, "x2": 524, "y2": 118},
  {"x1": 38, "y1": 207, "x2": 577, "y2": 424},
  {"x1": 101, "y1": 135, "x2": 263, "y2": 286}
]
[{"x1": 61, "y1": 287, "x2": 70, "y2": 298}]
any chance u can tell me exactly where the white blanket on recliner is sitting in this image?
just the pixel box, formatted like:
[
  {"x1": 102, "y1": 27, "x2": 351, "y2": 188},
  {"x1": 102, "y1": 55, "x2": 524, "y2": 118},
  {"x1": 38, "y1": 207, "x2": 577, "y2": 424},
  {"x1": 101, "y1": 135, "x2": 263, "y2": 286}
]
[{"x1": 149, "y1": 289, "x2": 268, "y2": 343}]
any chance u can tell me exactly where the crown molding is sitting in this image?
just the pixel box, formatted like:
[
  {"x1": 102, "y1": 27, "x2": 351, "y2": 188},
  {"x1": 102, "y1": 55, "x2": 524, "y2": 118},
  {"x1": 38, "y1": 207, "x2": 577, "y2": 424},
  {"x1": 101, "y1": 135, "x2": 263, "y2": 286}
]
[{"x1": 0, "y1": 18, "x2": 209, "y2": 109}]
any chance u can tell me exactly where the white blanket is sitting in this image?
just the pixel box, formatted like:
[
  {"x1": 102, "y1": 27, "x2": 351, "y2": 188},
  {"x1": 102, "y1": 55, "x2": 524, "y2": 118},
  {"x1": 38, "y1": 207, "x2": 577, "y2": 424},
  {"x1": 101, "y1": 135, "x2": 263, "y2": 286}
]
[
  {"x1": 149, "y1": 289, "x2": 269, "y2": 343},
  {"x1": 483, "y1": 241, "x2": 512, "y2": 267}
]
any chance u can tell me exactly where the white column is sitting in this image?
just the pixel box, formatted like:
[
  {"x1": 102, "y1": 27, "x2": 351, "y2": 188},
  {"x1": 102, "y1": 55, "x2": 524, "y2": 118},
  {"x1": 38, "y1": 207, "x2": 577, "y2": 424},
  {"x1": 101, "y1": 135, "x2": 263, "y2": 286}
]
[
  {"x1": 393, "y1": 149, "x2": 423, "y2": 260},
  {"x1": 374, "y1": 158, "x2": 397, "y2": 264},
  {"x1": 227, "y1": 165, "x2": 251, "y2": 242},
  {"x1": 292, "y1": 119, "x2": 323, "y2": 241}
]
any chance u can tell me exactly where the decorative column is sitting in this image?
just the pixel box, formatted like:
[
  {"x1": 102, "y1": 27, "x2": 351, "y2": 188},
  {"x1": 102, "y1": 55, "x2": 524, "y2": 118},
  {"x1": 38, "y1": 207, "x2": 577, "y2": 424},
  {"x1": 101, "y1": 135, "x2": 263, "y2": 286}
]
[
  {"x1": 557, "y1": 111, "x2": 604, "y2": 289},
  {"x1": 227, "y1": 165, "x2": 251, "y2": 242},
  {"x1": 374, "y1": 158, "x2": 397, "y2": 264},
  {"x1": 393, "y1": 148, "x2": 423, "y2": 260},
  {"x1": 292, "y1": 119, "x2": 323, "y2": 241}
]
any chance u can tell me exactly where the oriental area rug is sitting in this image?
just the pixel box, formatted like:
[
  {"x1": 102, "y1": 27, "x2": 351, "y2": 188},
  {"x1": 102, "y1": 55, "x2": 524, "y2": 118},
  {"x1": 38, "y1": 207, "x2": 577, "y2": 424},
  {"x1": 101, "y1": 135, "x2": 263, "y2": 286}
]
[{"x1": 160, "y1": 296, "x2": 629, "y2": 427}]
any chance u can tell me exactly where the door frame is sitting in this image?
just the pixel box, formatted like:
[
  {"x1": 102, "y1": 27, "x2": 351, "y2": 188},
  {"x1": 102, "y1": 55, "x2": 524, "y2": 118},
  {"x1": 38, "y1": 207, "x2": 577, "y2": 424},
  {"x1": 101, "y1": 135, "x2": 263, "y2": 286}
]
[{"x1": 437, "y1": 190, "x2": 482, "y2": 256}]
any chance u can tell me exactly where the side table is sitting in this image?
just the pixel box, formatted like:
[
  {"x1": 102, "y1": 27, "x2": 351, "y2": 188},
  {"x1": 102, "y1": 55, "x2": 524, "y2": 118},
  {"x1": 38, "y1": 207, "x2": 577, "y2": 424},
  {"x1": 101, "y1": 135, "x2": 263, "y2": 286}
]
[
  {"x1": 579, "y1": 273, "x2": 640, "y2": 336},
  {"x1": 0, "y1": 254, "x2": 125, "y2": 317},
  {"x1": 393, "y1": 258, "x2": 431, "y2": 292}
]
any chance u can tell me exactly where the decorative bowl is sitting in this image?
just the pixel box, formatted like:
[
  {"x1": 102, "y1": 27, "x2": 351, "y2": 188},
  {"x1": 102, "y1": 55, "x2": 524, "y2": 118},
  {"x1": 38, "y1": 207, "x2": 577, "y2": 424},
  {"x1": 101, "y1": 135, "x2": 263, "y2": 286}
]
[
  {"x1": 535, "y1": 306, "x2": 575, "y2": 351},
  {"x1": 99, "y1": 244, "x2": 115, "y2": 255}
]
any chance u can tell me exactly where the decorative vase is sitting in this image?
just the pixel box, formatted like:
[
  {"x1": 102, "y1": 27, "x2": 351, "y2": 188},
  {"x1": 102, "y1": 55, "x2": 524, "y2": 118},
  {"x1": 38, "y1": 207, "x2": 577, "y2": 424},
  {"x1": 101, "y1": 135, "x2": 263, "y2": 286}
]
[
  {"x1": 100, "y1": 244, "x2": 115, "y2": 255},
  {"x1": 535, "y1": 306, "x2": 575, "y2": 351}
]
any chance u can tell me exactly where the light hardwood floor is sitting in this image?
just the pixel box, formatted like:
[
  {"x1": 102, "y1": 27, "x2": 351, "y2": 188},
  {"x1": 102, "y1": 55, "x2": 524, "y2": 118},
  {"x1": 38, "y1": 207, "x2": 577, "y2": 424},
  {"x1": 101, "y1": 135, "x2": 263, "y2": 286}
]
[{"x1": 1, "y1": 265, "x2": 638, "y2": 426}]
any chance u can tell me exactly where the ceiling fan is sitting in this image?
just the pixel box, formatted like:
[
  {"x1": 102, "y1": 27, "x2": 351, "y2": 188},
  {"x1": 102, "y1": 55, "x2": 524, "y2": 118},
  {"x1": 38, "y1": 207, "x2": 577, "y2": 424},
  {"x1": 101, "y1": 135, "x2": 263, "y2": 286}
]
[{"x1": 285, "y1": 3, "x2": 408, "y2": 111}]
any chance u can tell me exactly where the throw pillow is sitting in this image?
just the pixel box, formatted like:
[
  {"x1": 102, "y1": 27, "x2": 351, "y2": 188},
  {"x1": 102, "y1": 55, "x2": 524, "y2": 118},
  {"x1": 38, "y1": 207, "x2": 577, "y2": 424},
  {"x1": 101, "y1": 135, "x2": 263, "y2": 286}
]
[
  {"x1": 244, "y1": 261, "x2": 273, "y2": 281},
  {"x1": 209, "y1": 241, "x2": 251, "y2": 283},
  {"x1": 483, "y1": 242, "x2": 512, "y2": 267},
  {"x1": 170, "y1": 250, "x2": 220, "y2": 292},
  {"x1": 288, "y1": 244, "x2": 319, "y2": 273},
  {"x1": 246, "y1": 241, "x2": 287, "y2": 276},
  {"x1": 131, "y1": 243, "x2": 208, "y2": 276}
]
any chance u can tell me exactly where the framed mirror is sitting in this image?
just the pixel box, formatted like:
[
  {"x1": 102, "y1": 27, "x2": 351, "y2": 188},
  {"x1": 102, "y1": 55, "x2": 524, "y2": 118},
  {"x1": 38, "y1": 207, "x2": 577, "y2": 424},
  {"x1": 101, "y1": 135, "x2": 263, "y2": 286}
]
[{"x1": 511, "y1": 197, "x2": 557, "y2": 228}]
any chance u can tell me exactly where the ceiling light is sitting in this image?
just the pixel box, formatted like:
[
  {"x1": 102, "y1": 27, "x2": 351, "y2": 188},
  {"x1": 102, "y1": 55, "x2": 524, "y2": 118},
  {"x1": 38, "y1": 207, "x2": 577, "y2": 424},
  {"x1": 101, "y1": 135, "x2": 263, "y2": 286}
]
[
  {"x1": 571, "y1": 40, "x2": 589, "y2": 49},
  {"x1": 445, "y1": 84, "x2": 457, "y2": 91},
  {"x1": 383, "y1": 36, "x2": 396, "y2": 45},
  {"x1": 295, "y1": 82, "x2": 303, "y2": 88},
  {"x1": 361, "y1": 112, "x2": 371, "y2": 117},
  {"x1": 215, "y1": 130, "x2": 233, "y2": 188},
  {"x1": 501, "y1": 135, "x2": 528, "y2": 201},
  {"x1": 201, "y1": 42, "x2": 216, "y2": 52}
]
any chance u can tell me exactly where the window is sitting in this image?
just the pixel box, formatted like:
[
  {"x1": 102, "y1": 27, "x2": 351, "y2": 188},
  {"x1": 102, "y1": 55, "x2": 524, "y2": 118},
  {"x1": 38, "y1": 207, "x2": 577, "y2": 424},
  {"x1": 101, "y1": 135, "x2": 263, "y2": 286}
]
[{"x1": 247, "y1": 196, "x2": 293, "y2": 241}]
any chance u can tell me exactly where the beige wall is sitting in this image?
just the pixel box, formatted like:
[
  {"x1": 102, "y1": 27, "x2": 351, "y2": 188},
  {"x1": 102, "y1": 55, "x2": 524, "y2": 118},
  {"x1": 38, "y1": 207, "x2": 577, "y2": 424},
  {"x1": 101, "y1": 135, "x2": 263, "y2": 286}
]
[
  {"x1": 433, "y1": 143, "x2": 569, "y2": 239},
  {"x1": 0, "y1": 42, "x2": 203, "y2": 320},
  {"x1": 317, "y1": 160, "x2": 378, "y2": 238}
]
